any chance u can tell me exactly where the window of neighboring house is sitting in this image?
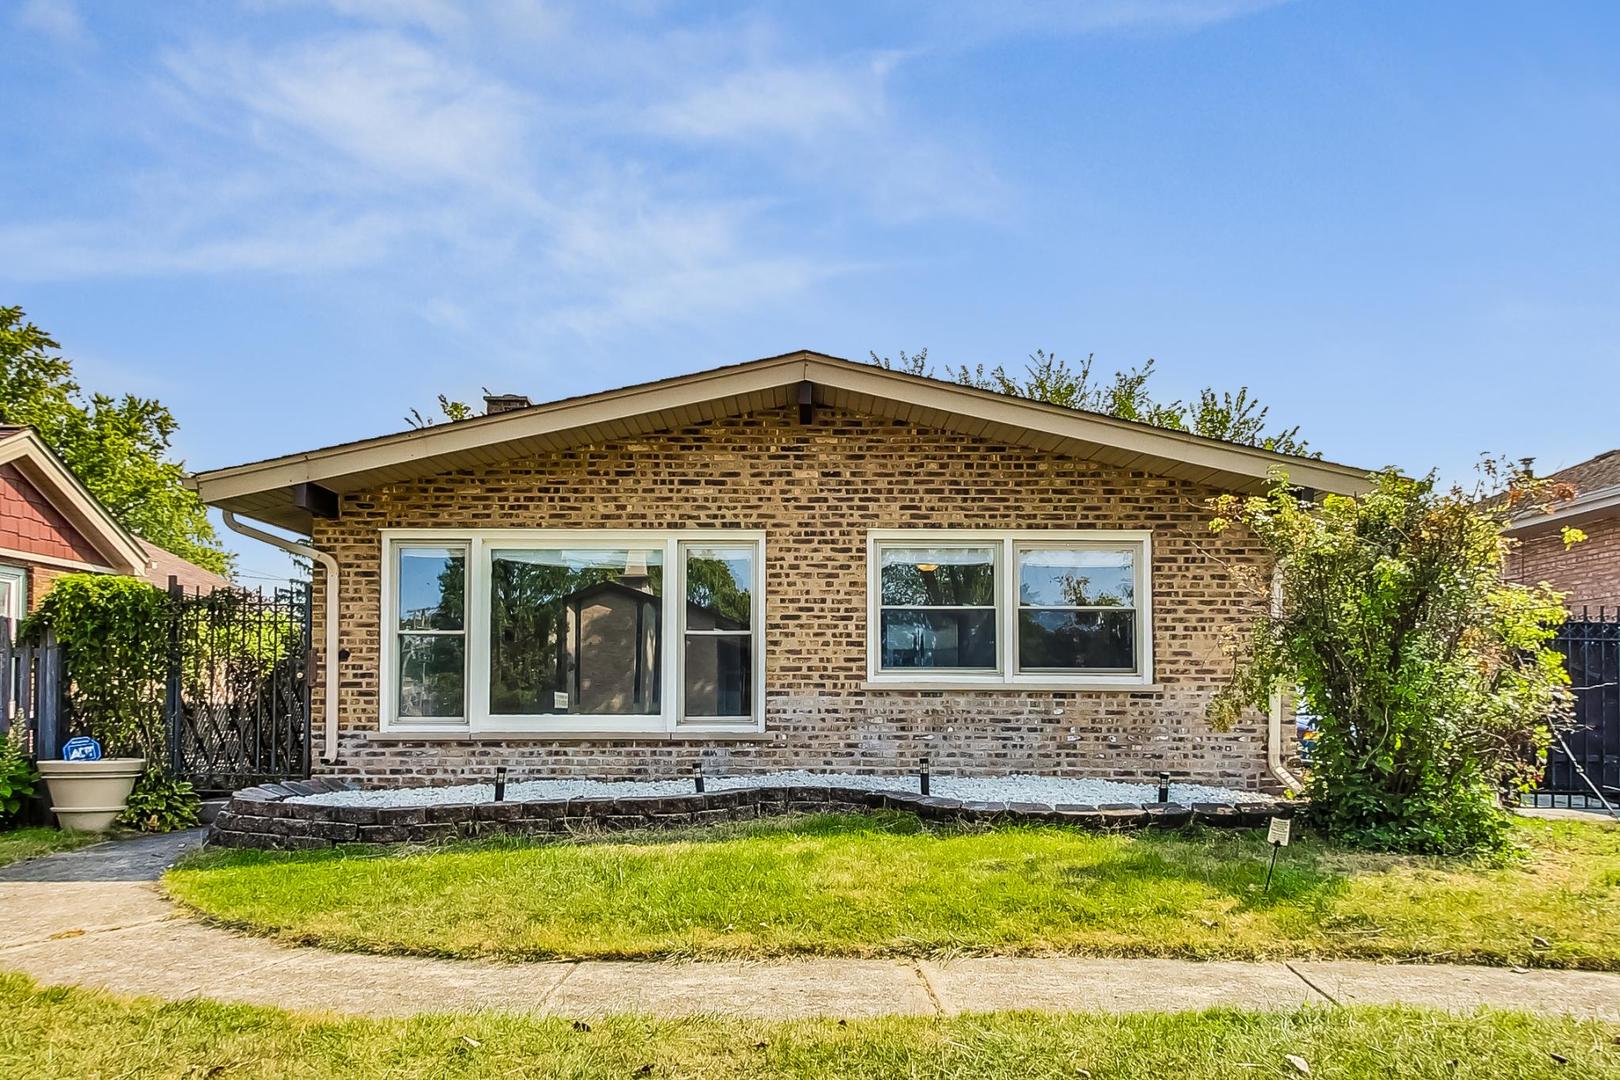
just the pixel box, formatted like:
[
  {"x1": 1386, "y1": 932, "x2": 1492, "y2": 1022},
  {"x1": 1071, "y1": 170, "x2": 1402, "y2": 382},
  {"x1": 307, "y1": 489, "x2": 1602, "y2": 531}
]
[
  {"x1": 866, "y1": 531, "x2": 1153, "y2": 688},
  {"x1": 0, "y1": 565, "x2": 26, "y2": 623},
  {"x1": 383, "y1": 531, "x2": 765, "y2": 733}
]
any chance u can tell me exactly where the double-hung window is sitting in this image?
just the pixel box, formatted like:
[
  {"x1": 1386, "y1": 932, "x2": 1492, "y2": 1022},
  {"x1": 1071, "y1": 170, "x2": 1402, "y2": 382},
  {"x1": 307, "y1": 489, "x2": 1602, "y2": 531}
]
[
  {"x1": 866, "y1": 530, "x2": 1152, "y2": 688},
  {"x1": 383, "y1": 530, "x2": 765, "y2": 733}
]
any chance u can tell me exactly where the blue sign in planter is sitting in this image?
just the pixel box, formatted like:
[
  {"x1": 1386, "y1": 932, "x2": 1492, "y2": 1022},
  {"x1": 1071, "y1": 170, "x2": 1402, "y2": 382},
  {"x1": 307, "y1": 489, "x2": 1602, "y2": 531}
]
[{"x1": 61, "y1": 736, "x2": 103, "y2": 762}]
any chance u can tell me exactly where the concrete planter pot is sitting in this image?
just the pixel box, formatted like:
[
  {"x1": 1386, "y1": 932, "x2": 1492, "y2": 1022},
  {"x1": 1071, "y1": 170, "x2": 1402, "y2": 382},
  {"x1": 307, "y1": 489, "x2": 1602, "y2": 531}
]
[{"x1": 38, "y1": 758, "x2": 145, "y2": 832}]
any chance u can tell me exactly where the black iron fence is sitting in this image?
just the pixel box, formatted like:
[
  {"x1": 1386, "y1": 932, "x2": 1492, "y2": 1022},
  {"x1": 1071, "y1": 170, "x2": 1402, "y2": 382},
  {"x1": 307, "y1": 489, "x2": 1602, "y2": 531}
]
[
  {"x1": 1529, "y1": 610, "x2": 1620, "y2": 810},
  {"x1": 1, "y1": 581, "x2": 312, "y2": 796},
  {"x1": 167, "y1": 580, "x2": 312, "y2": 793}
]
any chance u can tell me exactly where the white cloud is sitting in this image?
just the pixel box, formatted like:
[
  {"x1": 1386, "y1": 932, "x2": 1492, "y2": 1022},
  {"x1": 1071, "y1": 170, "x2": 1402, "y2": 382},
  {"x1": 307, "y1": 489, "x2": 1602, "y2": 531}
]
[
  {"x1": 648, "y1": 62, "x2": 887, "y2": 143},
  {"x1": 0, "y1": 5, "x2": 1010, "y2": 342},
  {"x1": 162, "y1": 32, "x2": 535, "y2": 192},
  {"x1": 0, "y1": 212, "x2": 404, "y2": 279},
  {"x1": 926, "y1": 0, "x2": 1293, "y2": 38},
  {"x1": 15, "y1": 0, "x2": 87, "y2": 44}
]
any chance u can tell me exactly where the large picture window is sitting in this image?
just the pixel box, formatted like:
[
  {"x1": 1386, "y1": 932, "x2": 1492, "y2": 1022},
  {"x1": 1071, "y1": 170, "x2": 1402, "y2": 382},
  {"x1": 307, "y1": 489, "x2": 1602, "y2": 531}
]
[
  {"x1": 866, "y1": 530, "x2": 1152, "y2": 688},
  {"x1": 383, "y1": 531, "x2": 764, "y2": 733}
]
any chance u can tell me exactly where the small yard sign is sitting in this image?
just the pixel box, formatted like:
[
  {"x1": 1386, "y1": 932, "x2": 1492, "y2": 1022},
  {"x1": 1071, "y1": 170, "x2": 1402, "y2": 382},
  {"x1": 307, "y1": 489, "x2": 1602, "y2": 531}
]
[
  {"x1": 1263, "y1": 816, "x2": 1292, "y2": 893},
  {"x1": 62, "y1": 736, "x2": 103, "y2": 762}
]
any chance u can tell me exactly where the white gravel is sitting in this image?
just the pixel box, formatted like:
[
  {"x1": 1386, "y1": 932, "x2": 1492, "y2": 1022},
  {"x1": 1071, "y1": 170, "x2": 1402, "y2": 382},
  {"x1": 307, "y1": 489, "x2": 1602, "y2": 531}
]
[{"x1": 288, "y1": 771, "x2": 1269, "y2": 808}]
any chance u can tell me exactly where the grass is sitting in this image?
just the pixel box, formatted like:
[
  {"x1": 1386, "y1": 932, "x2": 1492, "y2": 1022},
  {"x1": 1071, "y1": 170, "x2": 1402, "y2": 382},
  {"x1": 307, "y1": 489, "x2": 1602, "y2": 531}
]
[
  {"x1": 0, "y1": 826, "x2": 101, "y2": 867},
  {"x1": 2, "y1": 974, "x2": 1616, "y2": 1080},
  {"x1": 166, "y1": 812, "x2": 1620, "y2": 967}
]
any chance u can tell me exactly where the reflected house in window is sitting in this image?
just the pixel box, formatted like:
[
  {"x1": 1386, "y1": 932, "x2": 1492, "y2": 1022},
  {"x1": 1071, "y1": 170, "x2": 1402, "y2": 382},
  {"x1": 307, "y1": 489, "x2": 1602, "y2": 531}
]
[
  {"x1": 487, "y1": 548, "x2": 754, "y2": 720},
  {"x1": 190, "y1": 349, "x2": 1380, "y2": 788},
  {"x1": 548, "y1": 578, "x2": 662, "y2": 716}
]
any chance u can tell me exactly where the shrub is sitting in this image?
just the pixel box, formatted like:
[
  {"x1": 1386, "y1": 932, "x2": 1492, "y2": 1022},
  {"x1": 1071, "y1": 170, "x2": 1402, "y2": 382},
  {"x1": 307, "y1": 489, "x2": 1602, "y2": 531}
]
[
  {"x1": 0, "y1": 728, "x2": 39, "y2": 825},
  {"x1": 118, "y1": 771, "x2": 200, "y2": 833},
  {"x1": 1209, "y1": 465, "x2": 1574, "y2": 855},
  {"x1": 20, "y1": 574, "x2": 169, "y2": 763}
]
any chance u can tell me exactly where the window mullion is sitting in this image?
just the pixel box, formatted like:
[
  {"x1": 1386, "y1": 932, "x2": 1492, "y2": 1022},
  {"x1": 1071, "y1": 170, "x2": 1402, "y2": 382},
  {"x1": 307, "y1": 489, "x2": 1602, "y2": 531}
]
[
  {"x1": 666, "y1": 536, "x2": 681, "y2": 731},
  {"x1": 1002, "y1": 538, "x2": 1014, "y2": 682},
  {"x1": 467, "y1": 536, "x2": 486, "y2": 730}
]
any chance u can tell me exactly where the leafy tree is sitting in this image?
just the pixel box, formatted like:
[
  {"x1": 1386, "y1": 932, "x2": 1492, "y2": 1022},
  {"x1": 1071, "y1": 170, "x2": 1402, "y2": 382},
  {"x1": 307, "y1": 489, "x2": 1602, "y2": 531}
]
[
  {"x1": 406, "y1": 394, "x2": 476, "y2": 429},
  {"x1": 0, "y1": 306, "x2": 228, "y2": 574},
  {"x1": 1207, "y1": 462, "x2": 1577, "y2": 855},
  {"x1": 870, "y1": 348, "x2": 1312, "y2": 457}
]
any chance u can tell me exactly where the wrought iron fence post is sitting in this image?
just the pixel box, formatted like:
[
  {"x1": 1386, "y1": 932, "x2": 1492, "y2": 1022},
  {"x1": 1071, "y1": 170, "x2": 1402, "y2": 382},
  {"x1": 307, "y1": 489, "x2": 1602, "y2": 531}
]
[
  {"x1": 301, "y1": 580, "x2": 313, "y2": 780},
  {"x1": 165, "y1": 576, "x2": 184, "y2": 776}
]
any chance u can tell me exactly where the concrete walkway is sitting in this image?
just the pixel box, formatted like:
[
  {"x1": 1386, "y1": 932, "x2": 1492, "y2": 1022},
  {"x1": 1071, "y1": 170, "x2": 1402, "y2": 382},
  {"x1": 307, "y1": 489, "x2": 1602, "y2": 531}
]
[{"x1": 2, "y1": 832, "x2": 1618, "y2": 1021}]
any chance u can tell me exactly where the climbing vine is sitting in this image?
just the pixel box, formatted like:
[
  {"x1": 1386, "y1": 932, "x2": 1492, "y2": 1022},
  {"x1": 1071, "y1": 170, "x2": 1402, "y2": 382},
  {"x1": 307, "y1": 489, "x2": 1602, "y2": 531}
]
[{"x1": 21, "y1": 574, "x2": 171, "y2": 763}]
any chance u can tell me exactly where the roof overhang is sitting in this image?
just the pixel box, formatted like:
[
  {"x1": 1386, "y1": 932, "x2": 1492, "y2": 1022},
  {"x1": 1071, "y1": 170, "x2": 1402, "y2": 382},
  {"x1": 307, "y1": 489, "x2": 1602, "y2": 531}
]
[
  {"x1": 1506, "y1": 484, "x2": 1620, "y2": 537},
  {"x1": 189, "y1": 350, "x2": 1378, "y2": 533},
  {"x1": 0, "y1": 429, "x2": 149, "y2": 576}
]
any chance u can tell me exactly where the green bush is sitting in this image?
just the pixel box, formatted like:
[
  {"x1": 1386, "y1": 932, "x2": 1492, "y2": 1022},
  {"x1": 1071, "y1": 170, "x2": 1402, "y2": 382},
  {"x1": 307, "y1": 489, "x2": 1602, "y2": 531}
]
[
  {"x1": 0, "y1": 729, "x2": 38, "y2": 825},
  {"x1": 20, "y1": 574, "x2": 170, "y2": 762},
  {"x1": 118, "y1": 771, "x2": 200, "y2": 833},
  {"x1": 1209, "y1": 465, "x2": 1574, "y2": 855}
]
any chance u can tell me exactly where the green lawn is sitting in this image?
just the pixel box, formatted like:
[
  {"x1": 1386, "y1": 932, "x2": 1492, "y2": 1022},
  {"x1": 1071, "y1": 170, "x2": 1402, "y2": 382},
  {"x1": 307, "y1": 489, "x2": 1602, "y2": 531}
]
[
  {"x1": 166, "y1": 812, "x2": 1620, "y2": 967},
  {"x1": 2, "y1": 974, "x2": 1615, "y2": 1080},
  {"x1": 0, "y1": 826, "x2": 101, "y2": 867}
]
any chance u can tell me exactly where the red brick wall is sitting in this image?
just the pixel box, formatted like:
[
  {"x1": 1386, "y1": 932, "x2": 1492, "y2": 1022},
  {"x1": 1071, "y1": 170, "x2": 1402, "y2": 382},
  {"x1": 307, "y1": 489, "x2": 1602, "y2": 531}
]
[
  {"x1": 0, "y1": 464, "x2": 103, "y2": 565},
  {"x1": 311, "y1": 405, "x2": 1293, "y2": 790},
  {"x1": 1508, "y1": 513, "x2": 1620, "y2": 615}
]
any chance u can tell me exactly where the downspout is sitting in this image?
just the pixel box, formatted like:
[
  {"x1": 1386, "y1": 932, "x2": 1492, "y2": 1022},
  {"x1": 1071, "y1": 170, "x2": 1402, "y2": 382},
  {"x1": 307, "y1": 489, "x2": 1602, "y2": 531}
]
[
  {"x1": 1267, "y1": 563, "x2": 1305, "y2": 793},
  {"x1": 222, "y1": 511, "x2": 340, "y2": 765}
]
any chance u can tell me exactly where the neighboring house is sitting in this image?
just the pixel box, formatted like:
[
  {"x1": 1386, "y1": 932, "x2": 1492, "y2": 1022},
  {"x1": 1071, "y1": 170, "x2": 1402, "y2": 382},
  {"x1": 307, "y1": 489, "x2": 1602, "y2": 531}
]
[
  {"x1": 189, "y1": 350, "x2": 1374, "y2": 789},
  {"x1": 0, "y1": 425, "x2": 230, "y2": 620},
  {"x1": 1505, "y1": 449, "x2": 1620, "y2": 615}
]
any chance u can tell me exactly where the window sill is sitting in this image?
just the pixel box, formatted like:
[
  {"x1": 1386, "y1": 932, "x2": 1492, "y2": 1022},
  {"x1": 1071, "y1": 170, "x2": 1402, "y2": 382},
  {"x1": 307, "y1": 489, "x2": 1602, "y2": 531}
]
[
  {"x1": 367, "y1": 728, "x2": 778, "y2": 743},
  {"x1": 862, "y1": 680, "x2": 1164, "y2": 693}
]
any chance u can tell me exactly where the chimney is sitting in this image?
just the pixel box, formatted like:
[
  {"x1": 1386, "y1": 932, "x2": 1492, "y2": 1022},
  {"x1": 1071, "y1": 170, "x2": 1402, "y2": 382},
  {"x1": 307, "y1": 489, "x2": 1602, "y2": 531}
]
[{"x1": 483, "y1": 392, "x2": 531, "y2": 415}]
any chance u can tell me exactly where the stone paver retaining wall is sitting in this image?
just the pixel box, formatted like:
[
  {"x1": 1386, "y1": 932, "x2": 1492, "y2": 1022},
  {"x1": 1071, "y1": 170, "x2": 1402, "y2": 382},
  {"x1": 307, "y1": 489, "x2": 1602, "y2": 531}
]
[{"x1": 208, "y1": 778, "x2": 1297, "y2": 850}]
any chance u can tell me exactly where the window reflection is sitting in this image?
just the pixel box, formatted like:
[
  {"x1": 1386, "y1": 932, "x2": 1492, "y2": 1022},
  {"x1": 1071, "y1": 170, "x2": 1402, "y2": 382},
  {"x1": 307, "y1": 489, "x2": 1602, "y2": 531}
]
[
  {"x1": 489, "y1": 548, "x2": 663, "y2": 716},
  {"x1": 683, "y1": 547, "x2": 754, "y2": 718}
]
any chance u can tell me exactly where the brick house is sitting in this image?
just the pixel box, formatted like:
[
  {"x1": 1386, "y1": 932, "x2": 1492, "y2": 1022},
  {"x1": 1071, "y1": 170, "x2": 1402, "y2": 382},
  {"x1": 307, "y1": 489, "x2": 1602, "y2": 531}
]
[
  {"x1": 189, "y1": 351, "x2": 1374, "y2": 790},
  {"x1": 1505, "y1": 449, "x2": 1620, "y2": 615},
  {"x1": 0, "y1": 425, "x2": 229, "y2": 620}
]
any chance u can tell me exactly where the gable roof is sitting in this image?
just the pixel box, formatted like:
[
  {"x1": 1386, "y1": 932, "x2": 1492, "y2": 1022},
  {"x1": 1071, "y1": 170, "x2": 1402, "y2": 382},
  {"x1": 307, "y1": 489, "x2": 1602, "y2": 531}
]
[
  {"x1": 1506, "y1": 448, "x2": 1620, "y2": 535},
  {"x1": 0, "y1": 427, "x2": 232, "y2": 589},
  {"x1": 139, "y1": 538, "x2": 233, "y2": 594},
  {"x1": 188, "y1": 349, "x2": 1377, "y2": 532},
  {"x1": 0, "y1": 427, "x2": 148, "y2": 576},
  {"x1": 1547, "y1": 449, "x2": 1620, "y2": 495}
]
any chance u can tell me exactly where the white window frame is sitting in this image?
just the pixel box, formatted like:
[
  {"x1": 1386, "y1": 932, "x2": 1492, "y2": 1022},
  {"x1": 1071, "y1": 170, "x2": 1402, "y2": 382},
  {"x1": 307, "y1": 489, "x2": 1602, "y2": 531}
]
[
  {"x1": 380, "y1": 529, "x2": 766, "y2": 735},
  {"x1": 0, "y1": 564, "x2": 27, "y2": 622},
  {"x1": 383, "y1": 540, "x2": 470, "y2": 726},
  {"x1": 865, "y1": 529, "x2": 1154, "y2": 690}
]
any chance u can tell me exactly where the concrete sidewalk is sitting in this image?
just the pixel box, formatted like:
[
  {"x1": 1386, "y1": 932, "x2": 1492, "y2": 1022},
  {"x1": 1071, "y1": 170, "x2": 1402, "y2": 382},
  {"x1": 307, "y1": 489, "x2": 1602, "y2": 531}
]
[{"x1": 2, "y1": 832, "x2": 1617, "y2": 1021}]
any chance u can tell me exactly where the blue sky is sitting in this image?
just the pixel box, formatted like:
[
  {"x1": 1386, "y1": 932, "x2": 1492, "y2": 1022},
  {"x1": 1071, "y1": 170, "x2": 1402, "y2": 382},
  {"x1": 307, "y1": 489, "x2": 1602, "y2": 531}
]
[{"x1": 3, "y1": 1, "x2": 1618, "y2": 584}]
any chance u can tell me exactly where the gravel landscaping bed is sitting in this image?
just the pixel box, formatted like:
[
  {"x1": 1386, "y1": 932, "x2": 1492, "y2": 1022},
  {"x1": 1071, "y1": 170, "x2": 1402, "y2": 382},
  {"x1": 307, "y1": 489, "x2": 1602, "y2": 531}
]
[{"x1": 287, "y1": 772, "x2": 1271, "y2": 809}]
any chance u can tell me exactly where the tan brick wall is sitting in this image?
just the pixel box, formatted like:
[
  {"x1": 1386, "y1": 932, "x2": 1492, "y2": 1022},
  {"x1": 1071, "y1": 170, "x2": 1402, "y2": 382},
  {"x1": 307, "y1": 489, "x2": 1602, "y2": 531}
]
[
  {"x1": 311, "y1": 405, "x2": 1291, "y2": 790},
  {"x1": 1508, "y1": 514, "x2": 1620, "y2": 615}
]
